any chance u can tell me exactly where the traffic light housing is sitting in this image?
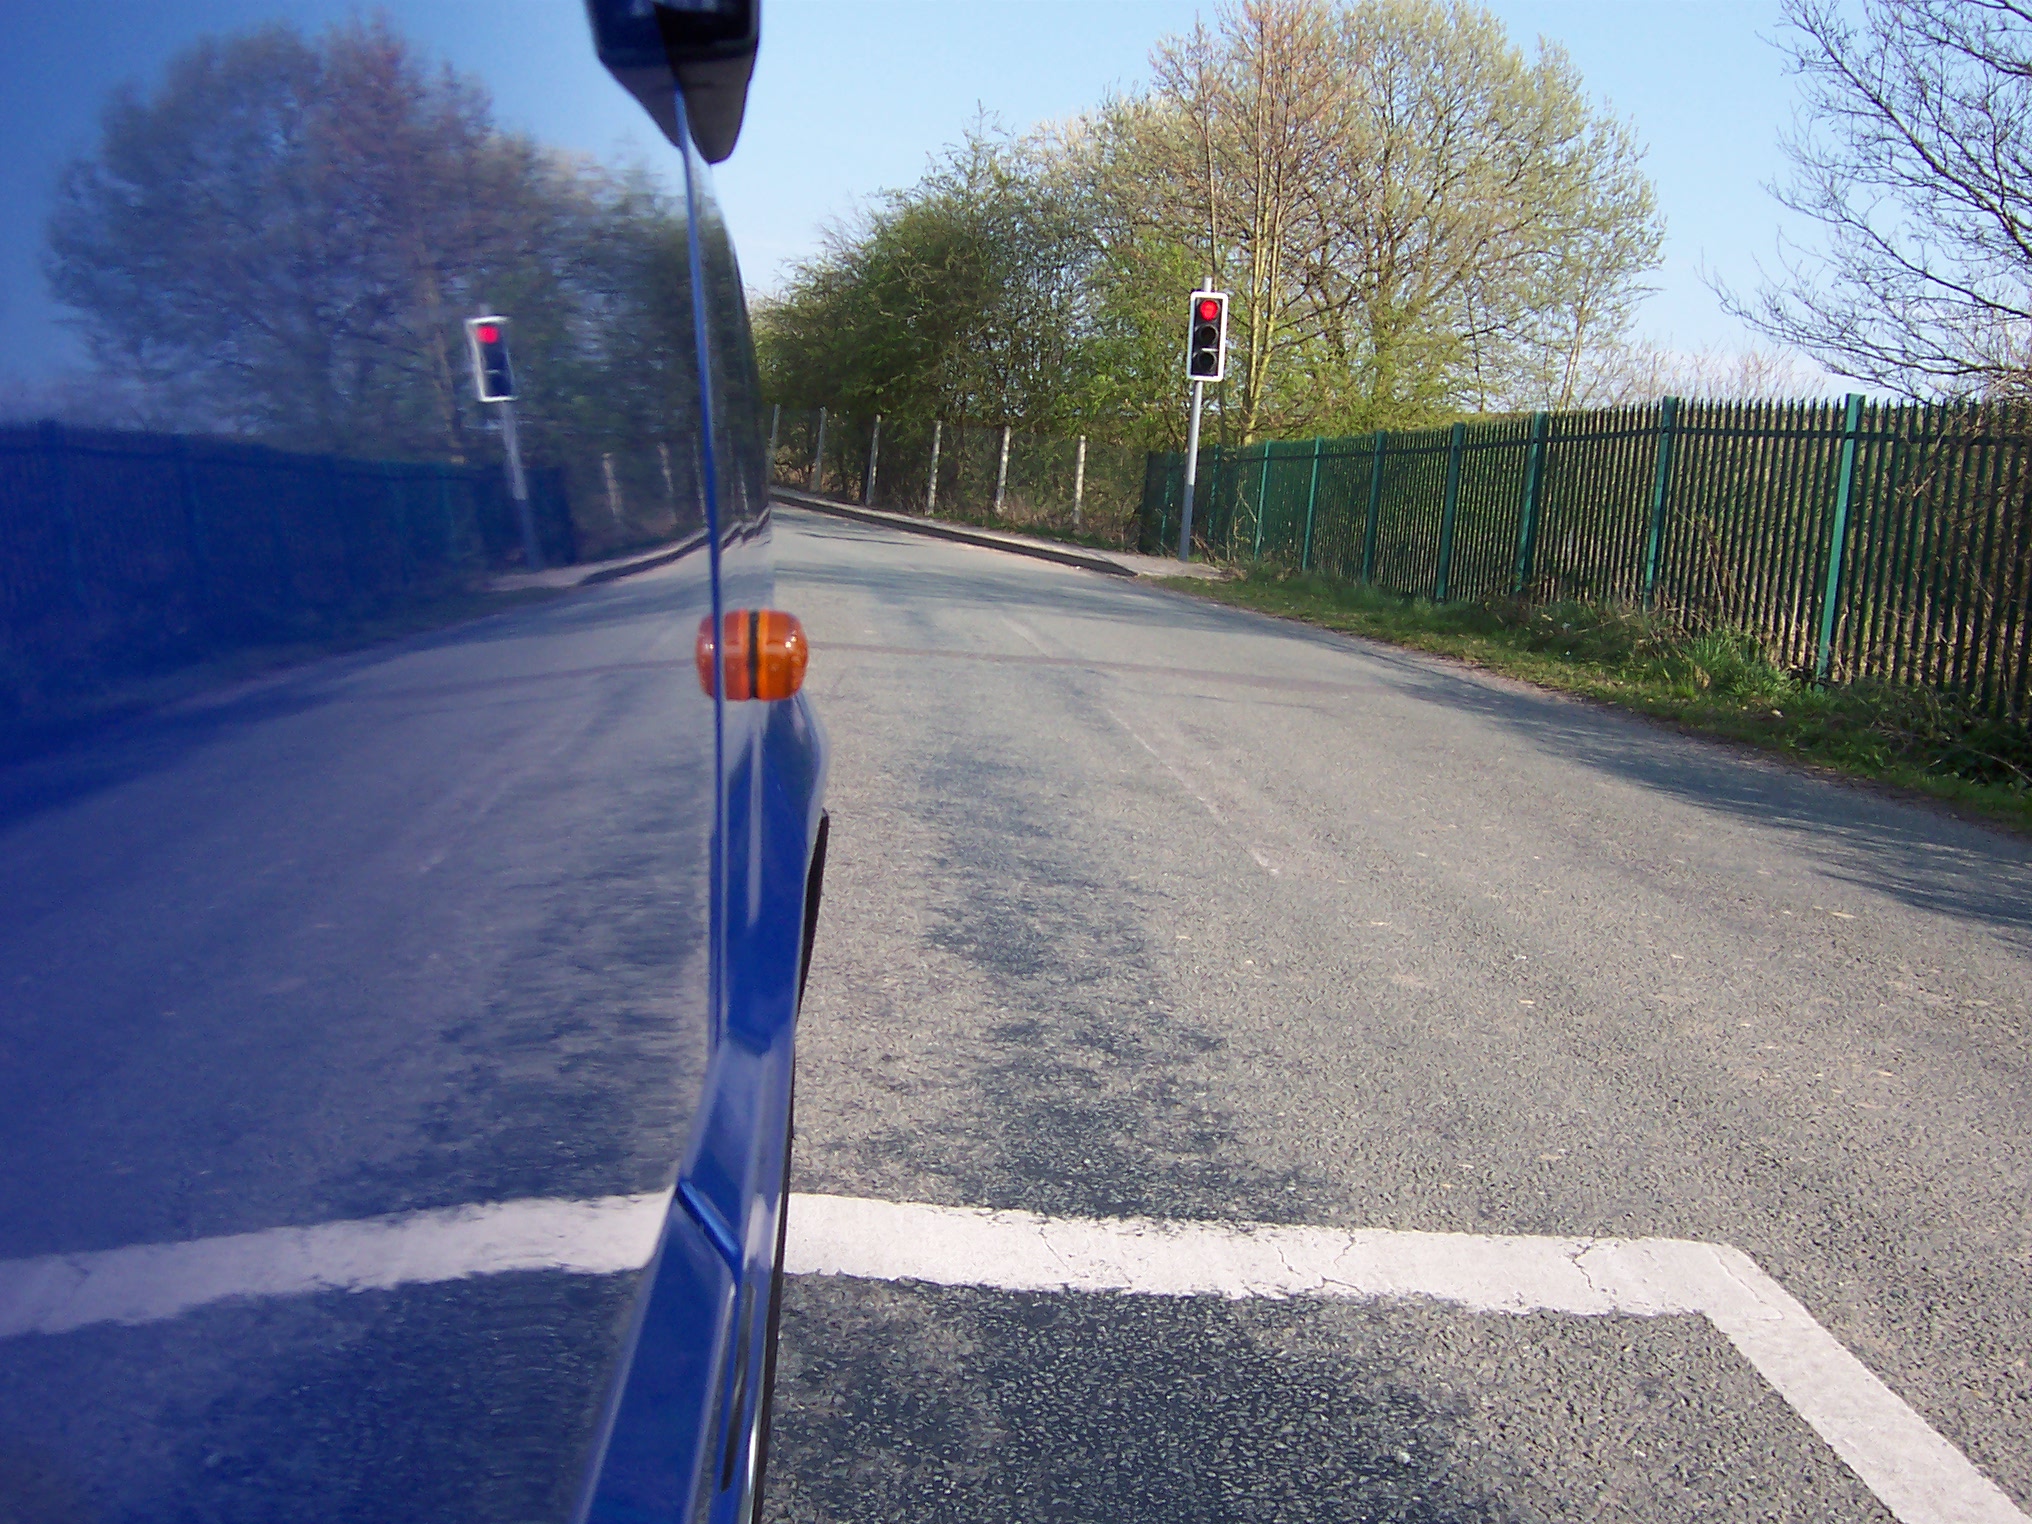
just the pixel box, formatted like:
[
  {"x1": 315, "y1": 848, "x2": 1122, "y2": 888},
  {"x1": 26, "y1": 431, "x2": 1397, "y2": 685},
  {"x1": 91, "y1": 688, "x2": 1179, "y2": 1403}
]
[
  {"x1": 466, "y1": 316, "x2": 516, "y2": 403},
  {"x1": 1187, "y1": 291, "x2": 1228, "y2": 382}
]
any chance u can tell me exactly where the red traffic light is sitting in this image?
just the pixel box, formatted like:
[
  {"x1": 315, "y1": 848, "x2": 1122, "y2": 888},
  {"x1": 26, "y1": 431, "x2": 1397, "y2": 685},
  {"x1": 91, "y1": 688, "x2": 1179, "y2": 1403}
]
[
  {"x1": 476, "y1": 324, "x2": 501, "y2": 345},
  {"x1": 1197, "y1": 298, "x2": 1220, "y2": 320}
]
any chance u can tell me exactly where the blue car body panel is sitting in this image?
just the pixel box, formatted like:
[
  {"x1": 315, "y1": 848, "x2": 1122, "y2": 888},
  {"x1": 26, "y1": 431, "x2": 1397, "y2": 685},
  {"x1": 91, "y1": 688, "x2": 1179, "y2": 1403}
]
[
  {"x1": 0, "y1": 44, "x2": 821, "y2": 1524},
  {"x1": 582, "y1": 88, "x2": 828, "y2": 1523}
]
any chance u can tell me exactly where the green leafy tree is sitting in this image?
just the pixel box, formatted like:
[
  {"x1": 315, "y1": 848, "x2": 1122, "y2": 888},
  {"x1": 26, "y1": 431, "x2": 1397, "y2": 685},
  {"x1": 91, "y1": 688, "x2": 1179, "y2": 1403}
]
[
  {"x1": 1094, "y1": 0, "x2": 1663, "y2": 435},
  {"x1": 759, "y1": 0, "x2": 1663, "y2": 448},
  {"x1": 756, "y1": 126, "x2": 1091, "y2": 436}
]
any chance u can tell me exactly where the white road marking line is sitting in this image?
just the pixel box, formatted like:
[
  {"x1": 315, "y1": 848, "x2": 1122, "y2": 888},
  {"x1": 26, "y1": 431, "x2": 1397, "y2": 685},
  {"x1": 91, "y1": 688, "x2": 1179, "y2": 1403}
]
[
  {"x1": 1104, "y1": 708, "x2": 1225, "y2": 822},
  {"x1": 5, "y1": 1188, "x2": 2020, "y2": 1524},
  {"x1": 785, "y1": 1193, "x2": 2028, "y2": 1524},
  {"x1": 1000, "y1": 615, "x2": 1053, "y2": 655},
  {"x1": 0, "y1": 1191, "x2": 671, "y2": 1339}
]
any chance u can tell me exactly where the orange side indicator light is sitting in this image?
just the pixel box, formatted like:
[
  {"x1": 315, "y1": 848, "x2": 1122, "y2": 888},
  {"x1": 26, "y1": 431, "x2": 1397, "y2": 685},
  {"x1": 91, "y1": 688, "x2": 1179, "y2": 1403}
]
[{"x1": 695, "y1": 609, "x2": 809, "y2": 700}]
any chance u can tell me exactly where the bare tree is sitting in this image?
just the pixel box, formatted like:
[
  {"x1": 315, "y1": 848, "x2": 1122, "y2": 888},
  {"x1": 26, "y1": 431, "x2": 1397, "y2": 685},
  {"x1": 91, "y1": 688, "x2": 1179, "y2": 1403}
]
[
  {"x1": 1726, "y1": 0, "x2": 2032, "y2": 397},
  {"x1": 1147, "y1": 0, "x2": 1348, "y2": 442},
  {"x1": 1564, "y1": 341, "x2": 1819, "y2": 407}
]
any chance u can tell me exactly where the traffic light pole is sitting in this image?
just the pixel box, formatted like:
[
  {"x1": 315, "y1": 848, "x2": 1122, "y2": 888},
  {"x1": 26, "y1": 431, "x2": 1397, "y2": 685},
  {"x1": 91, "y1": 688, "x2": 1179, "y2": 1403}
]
[
  {"x1": 1178, "y1": 379, "x2": 1206, "y2": 561},
  {"x1": 497, "y1": 398, "x2": 543, "y2": 572}
]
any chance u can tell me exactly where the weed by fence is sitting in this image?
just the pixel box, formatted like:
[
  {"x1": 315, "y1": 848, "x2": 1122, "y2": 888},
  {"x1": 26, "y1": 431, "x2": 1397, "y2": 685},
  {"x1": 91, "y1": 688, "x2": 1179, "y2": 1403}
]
[
  {"x1": 1141, "y1": 397, "x2": 2032, "y2": 722},
  {"x1": 766, "y1": 406, "x2": 1147, "y2": 548}
]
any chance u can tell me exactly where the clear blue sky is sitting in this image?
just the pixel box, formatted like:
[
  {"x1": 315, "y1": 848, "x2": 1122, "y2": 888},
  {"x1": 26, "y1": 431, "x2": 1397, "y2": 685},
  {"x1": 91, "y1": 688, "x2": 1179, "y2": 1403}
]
[{"x1": 0, "y1": 0, "x2": 1812, "y2": 384}]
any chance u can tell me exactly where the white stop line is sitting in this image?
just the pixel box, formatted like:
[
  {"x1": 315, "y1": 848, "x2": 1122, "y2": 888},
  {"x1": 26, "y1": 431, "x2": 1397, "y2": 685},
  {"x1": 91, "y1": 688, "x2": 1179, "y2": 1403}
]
[
  {"x1": 0, "y1": 1190, "x2": 2020, "y2": 1524},
  {"x1": 785, "y1": 1194, "x2": 2025, "y2": 1524}
]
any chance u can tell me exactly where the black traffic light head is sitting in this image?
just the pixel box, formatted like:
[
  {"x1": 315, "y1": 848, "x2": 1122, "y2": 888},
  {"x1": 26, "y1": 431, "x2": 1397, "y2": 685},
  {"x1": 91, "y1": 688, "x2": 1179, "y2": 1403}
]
[
  {"x1": 466, "y1": 316, "x2": 516, "y2": 403},
  {"x1": 1187, "y1": 291, "x2": 1228, "y2": 382}
]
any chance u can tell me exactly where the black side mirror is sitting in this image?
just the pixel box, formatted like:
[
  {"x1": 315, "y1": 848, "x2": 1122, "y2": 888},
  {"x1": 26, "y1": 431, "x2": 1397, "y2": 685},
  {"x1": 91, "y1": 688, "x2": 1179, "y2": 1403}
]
[{"x1": 586, "y1": 0, "x2": 759, "y2": 164}]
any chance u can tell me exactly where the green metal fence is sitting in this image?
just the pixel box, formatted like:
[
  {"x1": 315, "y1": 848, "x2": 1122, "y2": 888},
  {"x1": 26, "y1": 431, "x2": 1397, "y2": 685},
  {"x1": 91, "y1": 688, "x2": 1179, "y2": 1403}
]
[{"x1": 1141, "y1": 397, "x2": 2032, "y2": 720}]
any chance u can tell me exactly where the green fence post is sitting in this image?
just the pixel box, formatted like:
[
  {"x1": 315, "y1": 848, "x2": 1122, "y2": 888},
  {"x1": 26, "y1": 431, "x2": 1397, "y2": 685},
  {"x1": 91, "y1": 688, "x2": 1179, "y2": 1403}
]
[
  {"x1": 1633, "y1": 396, "x2": 1682, "y2": 613},
  {"x1": 1641, "y1": 395, "x2": 1681, "y2": 608},
  {"x1": 1434, "y1": 421, "x2": 1465, "y2": 602},
  {"x1": 1171, "y1": 459, "x2": 1182, "y2": 553},
  {"x1": 174, "y1": 437, "x2": 210, "y2": 628},
  {"x1": 1361, "y1": 431, "x2": 1386, "y2": 583},
  {"x1": 1300, "y1": 436, "x2": 1323, "y2": 571},
  {"x1": 1814, "y1": 393, "x2": 1867, "y2": 683},
  {"x1": 1512, "y1": 411, "x2": 1549, "y2": 595},
  {"x1": 1253, "y1": 443, "x2": 1272, "y2": 560},
  {"x1": 384, "y1": 461, "x2": 410, "y2": 592},
  {"x1": 1164, "y1": 456, "x2": 1179, "y2": 553}
]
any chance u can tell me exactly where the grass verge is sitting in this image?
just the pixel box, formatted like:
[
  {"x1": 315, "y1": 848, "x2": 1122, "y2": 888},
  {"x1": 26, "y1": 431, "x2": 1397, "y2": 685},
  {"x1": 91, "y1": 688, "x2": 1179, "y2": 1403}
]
[
  {"x1": 1, "y1": 584, "x2": 563, "y2": 764},
  {"x1": 1161, "y1": 565, "x2": 2032, "y2": 834}
]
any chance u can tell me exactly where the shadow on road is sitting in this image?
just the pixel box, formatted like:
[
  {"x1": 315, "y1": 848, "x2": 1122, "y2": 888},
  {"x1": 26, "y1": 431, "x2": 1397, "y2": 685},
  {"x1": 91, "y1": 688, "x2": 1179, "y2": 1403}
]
[
  {"x1": 1346, "y1": 641, "x2": 2032, "y2": 946},
  {"x1": 767, "y1": 1279, "x2": 1512, "y2": 1524},
  {"x1": 806, "y1": 515, "x2": 2032, "y2": 949}
]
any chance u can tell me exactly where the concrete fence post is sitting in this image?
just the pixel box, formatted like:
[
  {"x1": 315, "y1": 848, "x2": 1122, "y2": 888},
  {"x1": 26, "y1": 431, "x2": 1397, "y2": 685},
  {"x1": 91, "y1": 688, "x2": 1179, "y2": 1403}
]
[
  {"x1": 602, "y1": 451, "x2": 623, "y2": 524},
  {"x1": 864, "y1": 413, "x2": 882, "y2": 504},
  {"x1": 1073, "y1": 435, "x2": 1087, "y2": 529},
  {"x1": 995, "y1": 425, "x2": 1011, "y2": 515},
  {"x1": 927, "y1": 419, "x2": 942, "y2": 514}
]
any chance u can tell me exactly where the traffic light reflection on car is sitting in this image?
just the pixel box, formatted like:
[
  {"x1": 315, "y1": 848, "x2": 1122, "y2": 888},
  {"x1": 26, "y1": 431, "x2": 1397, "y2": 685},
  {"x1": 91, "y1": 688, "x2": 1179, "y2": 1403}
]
[{"x1": 466, "y1": 315, "x2": 517, "y2": 403}]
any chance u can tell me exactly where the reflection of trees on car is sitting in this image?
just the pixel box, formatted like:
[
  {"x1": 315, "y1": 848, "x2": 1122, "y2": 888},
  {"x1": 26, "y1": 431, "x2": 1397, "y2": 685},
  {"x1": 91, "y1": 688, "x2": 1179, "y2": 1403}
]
[{"x1": 45, "y1": 17, "x2": 698, "y2": 467}]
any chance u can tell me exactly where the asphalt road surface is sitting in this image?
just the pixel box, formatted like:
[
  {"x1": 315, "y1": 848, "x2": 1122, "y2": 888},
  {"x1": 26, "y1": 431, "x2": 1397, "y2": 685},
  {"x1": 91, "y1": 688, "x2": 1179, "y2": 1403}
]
[{"x1": 768, "y1": 506, "x2": 2032, "y2": 1524}]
